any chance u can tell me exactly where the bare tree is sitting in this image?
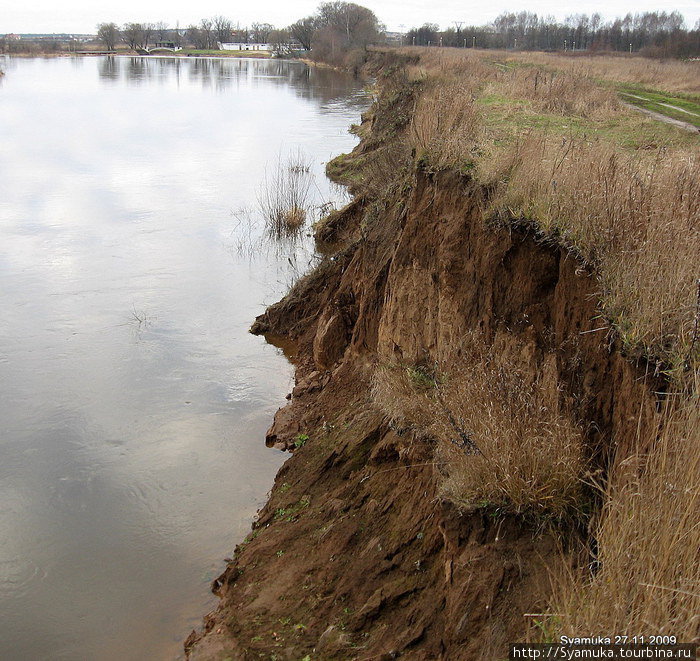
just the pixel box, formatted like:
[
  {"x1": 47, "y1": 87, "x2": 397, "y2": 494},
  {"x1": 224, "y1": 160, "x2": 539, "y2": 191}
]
[
  {"x1": 154, "y1": 21, "x2": 169, "y2": 41},
  {"x1": 185, "y1": 25, "x2": 201, "y2": 48},
  {"x1": 200, "y1": 18, "x2": 215, "y2": 49},
  {"x1": 315, "y1": 1, "x2": 380, "y2": 46},
  {"x1": 268, "y1": 28, "x2": 291, "y2": 56},
  {"x1": 96, "y1": 22, "x2": 119, "y2": 51},
  {"x1": 142, "y1": 23, "x2": 154, "y2": 48},
  {"x1": 122, "y1": 23, "x2": 144, "y2": 50},
  {"x1": 289, "y1": 16, "x2": 316, "y2": 51},
  {"x1": 213, "y1": 16, "x2": 233, "y2": 45},
  {"x1": 251, "y1": 22, "x2": 274, "y2": 43}
]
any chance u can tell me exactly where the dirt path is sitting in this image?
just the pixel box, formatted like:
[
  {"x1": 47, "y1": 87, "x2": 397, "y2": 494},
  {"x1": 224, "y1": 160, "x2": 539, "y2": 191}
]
[{"x1": 621, "y1": 100, "x2": 700, "y2": 133}]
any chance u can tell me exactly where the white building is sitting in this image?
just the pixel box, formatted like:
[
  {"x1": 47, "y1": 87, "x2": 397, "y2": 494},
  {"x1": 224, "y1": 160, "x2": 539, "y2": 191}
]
[{"x1": 219, "y1": 42, "x2": 271, "y2": 51}]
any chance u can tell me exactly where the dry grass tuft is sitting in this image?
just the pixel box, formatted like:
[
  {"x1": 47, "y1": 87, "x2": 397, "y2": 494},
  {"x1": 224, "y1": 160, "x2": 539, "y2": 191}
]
[
  {"x1": 410, "y1": 81, "x2": 483, "y2": 168},
  {"x1": 258, "y1": 151, "x2": 312, "y2": 238},
  {"x1": 555, "y1": 381, "x2": 700, "y2": 640},
  {"x1": 372, "y1": 332, "x2": 586, "y2": 519}
]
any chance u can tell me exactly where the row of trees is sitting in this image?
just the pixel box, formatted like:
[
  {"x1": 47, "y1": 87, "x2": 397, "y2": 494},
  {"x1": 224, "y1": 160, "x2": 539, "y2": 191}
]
[
  {"x1": 96, "y1": 18, "x2": 286, "y2": 52},
  {"x1": 407, "y1": 11, "x2": 700, "y2": 57},
  {"x1": 95, "y1": 2, "x2": 382, "y2": 61},
  {"x1": 60, "y1": 5, "x2": 700, "y2": 60}
]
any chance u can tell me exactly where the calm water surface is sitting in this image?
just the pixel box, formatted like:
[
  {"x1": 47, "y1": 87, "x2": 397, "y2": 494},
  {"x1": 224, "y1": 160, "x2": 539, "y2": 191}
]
[{"x1": 0, "y1": 55, "x2": 368, "y2": 660}]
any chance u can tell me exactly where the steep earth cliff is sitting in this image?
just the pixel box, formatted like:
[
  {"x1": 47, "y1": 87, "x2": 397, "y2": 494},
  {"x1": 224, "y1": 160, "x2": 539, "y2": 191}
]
[{"x1": 185, "y1": 65, "x2": 665, "y2": 661}]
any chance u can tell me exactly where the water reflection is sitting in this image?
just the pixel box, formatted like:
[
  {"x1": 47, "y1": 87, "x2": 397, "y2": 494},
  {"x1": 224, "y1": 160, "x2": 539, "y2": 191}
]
[
  {"x1": 0, "y1": 55, "x2": 369, "y2": 661},
  {"x1": 93, "y1": 55, "x2": 368, "y2": 108},
  {"x1": 98, "y1": 56, "x2": 119, "y2": 81}
]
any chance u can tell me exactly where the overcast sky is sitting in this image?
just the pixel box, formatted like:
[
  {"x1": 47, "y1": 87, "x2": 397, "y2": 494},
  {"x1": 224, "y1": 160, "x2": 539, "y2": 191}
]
[{"x1": 5, "y1": 0, "x2": 699, "y2": 34}]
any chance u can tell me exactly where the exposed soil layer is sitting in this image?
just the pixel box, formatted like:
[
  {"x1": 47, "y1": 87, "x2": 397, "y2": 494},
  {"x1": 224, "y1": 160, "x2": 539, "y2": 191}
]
[{"x1": 185, "y1": 83, "x2": 665, "y2": 660}]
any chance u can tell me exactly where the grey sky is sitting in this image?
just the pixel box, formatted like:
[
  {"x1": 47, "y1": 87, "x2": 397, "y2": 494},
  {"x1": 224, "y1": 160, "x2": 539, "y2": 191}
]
[{"x1": 4, "y1": 0, "x2": 699, "y2": 35}]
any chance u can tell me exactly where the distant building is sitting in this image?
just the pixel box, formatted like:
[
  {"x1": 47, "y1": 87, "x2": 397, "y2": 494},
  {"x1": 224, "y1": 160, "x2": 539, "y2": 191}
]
[
  {"x1": 384, "y1": 32, "x2": 405, "y2": 45},
  {"x1": 3, "y1": 34, "x2": 21, "y2": 40},
  {"x1": 219, "y1": 42, "x2": 271, "y2": 51}
]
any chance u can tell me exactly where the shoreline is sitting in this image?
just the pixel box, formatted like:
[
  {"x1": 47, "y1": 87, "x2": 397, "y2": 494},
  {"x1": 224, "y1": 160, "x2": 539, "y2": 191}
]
[{"x1": 183, "y1": 48, "x2": 684, "y2": 659}]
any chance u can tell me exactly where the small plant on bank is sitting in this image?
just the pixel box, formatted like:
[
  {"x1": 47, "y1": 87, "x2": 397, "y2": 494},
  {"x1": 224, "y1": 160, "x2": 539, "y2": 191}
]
[
  {"x1": 257, "y1": 150, "x2": 313, "y2": 238},
  {"x1": 294, "y1": 433, "x2": 309, "y2": 448}
]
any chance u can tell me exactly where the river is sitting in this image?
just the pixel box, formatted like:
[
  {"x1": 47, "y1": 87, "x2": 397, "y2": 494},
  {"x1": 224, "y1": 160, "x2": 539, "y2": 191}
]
[{"x1": 0, "y1": 55, "x2": 368, "y2": 660}]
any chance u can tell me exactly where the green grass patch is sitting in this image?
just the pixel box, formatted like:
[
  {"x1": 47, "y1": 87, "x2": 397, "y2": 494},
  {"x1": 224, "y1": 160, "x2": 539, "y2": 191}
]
[
  {"x1": 478, "y1": 95, "x2": 698, "y2": 149},
  {"x1": 616, "y1": 84, "x2": 700, "y2": 129}
]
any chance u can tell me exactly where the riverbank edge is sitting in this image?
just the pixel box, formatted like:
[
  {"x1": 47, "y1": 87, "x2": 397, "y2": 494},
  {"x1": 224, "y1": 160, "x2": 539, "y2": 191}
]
[{"x1": 182, "y1": 49, "x2": 676, "y2": 659}]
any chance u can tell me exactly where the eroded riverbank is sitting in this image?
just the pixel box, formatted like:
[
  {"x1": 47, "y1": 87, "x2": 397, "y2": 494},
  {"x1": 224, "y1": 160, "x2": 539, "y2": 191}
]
[{"x1": 184, "y1": 51, "x2": 684, "y2": 659}]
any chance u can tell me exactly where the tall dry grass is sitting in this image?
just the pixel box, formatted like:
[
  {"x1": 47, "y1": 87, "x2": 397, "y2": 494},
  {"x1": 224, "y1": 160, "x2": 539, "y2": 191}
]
[
  {"x1": 485, "y1": 67, "x2": 620, "y2": 117},
  {"x1": 556, "y1": 380, "x2": 700, "y2": 640},
  {"x1": 481, "y1": 135, "x2": 700, "y2": 368},
  {"x1": 257, "y1": 151, "x2": 313, "y2": 238},
  {"x1": 372, "y1": 332, "x2": 586, "y2": 519},
  {"x1": 508, "y1": 50, "x2": 700, "y2": 96},
  {"x1": 410, "y1": 81, "x2": 484, "y2": 168},
  {"x1": 400, "y1": 46, "x2": 700, "y2": 96}
]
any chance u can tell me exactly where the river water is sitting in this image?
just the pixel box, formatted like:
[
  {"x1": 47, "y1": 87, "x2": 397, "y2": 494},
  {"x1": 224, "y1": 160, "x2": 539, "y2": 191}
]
[{"x1": 0, "y1": 55, "x2": 368, "y2": 660}]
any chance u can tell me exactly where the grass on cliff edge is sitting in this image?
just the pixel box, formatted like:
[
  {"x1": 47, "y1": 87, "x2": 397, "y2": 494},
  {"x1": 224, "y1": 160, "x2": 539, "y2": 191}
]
[
  {"x1": 392, "y1": 47, "x2": 700, "y2": 376},
  {"x1": 555, "y1": 384, "x2": 700, "y2": 640},
  {"x1": 357, "y1": 48, "x2": 700, "y2": 641}
]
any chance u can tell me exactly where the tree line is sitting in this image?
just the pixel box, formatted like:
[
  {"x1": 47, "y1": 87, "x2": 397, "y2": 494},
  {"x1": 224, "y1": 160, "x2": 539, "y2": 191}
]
[
  {"x1": 407, "y1": 11, "x2": 700, "y2": 58},
  {"x1": 95, "y1": 19, "x2": 284, "y2": 52},
  {"x1": 3, "y1": 4, "x2": 697, "y2": 60},
  {"x1": 92, "y1": 1, "x2": 381, "y2": 62}
]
